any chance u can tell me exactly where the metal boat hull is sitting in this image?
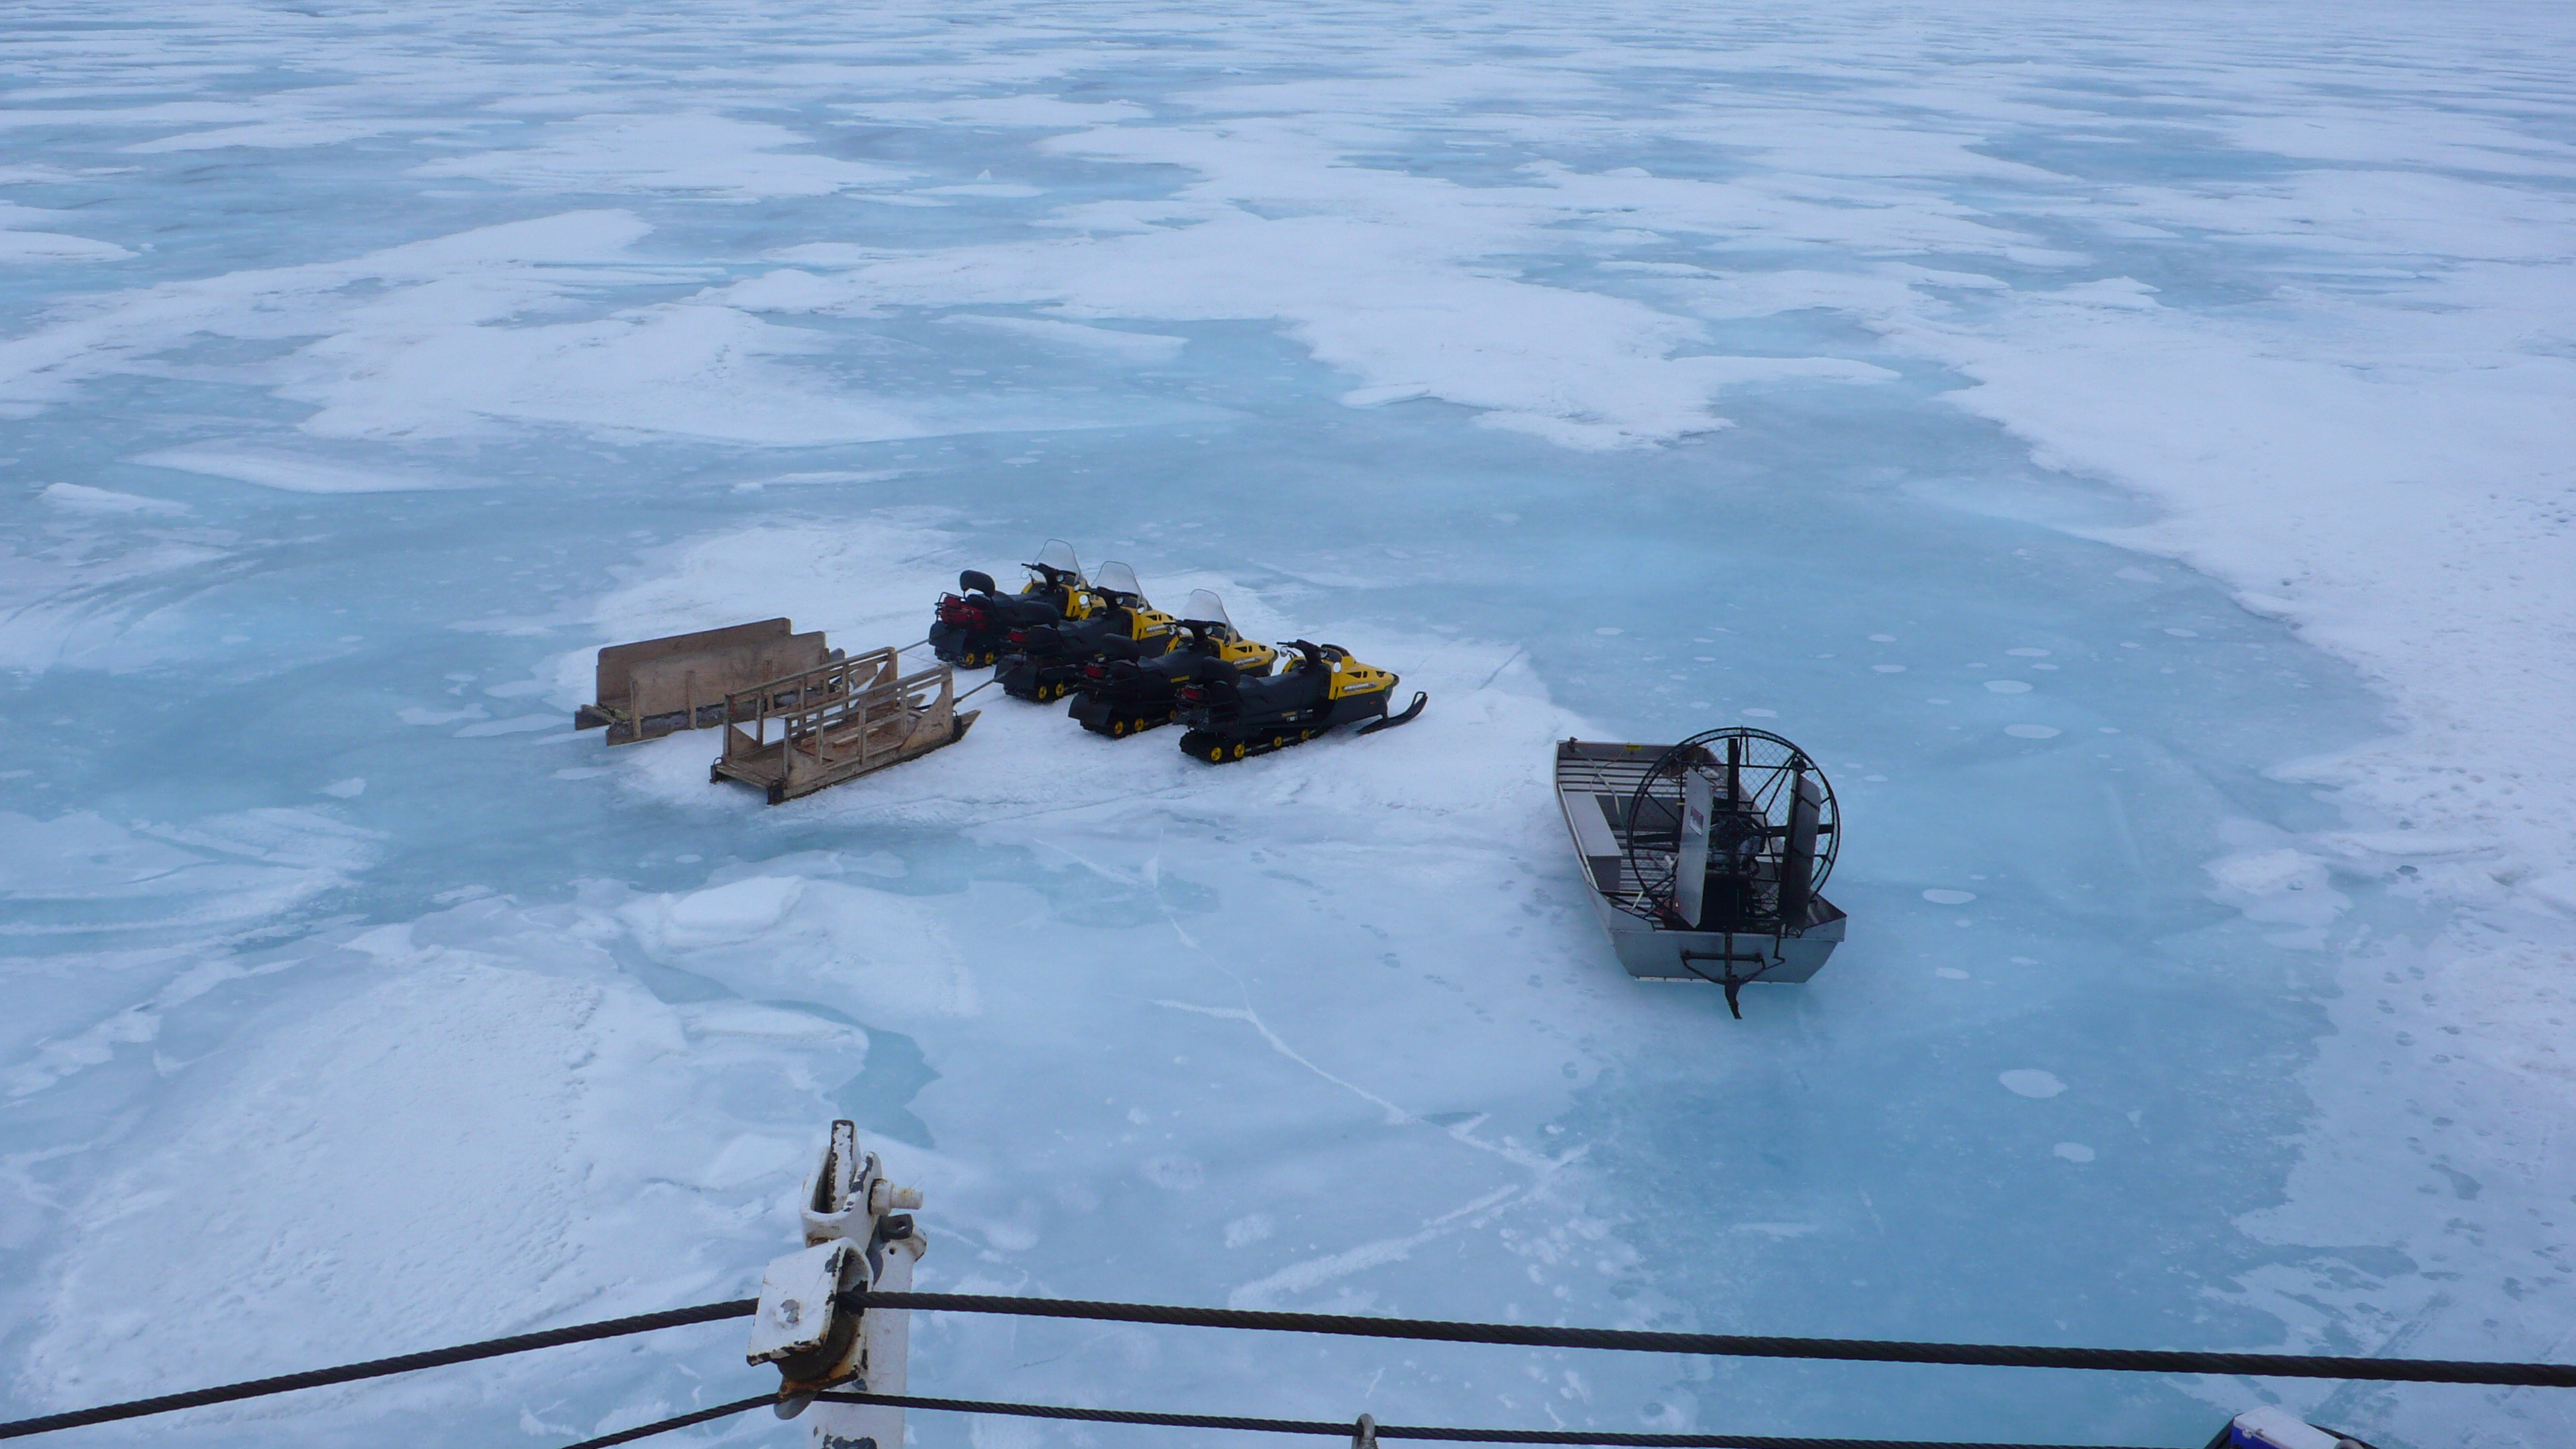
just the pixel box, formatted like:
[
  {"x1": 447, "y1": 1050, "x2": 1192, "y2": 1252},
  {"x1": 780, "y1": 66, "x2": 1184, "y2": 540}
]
[{"x1": 1579, "y1": 889, "x2": 1845, "y2": 982}]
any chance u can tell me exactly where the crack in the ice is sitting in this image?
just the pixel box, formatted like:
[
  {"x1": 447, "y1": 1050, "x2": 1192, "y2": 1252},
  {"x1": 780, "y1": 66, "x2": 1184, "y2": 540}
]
[
  {"x1": 1224, "y1": 1181, "x2": 1532, "y2": 1310},
  {"x1": 1149, "y1": 996, "x2": 1577, "y2": 1176}
]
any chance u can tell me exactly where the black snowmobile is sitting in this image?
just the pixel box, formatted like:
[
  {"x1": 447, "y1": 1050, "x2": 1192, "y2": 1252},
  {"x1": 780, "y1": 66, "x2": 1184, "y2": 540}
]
[
  {"x1": 928, "y1": 539, "x2": 1097, "y2": 667},
  {"x1": 1173, "y1": 639, "x2": 1427, "y2": 763},
  {"x1": 1067, "y1": 590, "x2": 1277, "y2": 738},
  {"x1": 996, "y1": 561, "x2": 1181, "y2": 703}
]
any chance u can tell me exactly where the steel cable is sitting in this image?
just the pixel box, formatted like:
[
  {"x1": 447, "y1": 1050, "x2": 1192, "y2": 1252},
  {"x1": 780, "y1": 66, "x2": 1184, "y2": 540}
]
[
  {"x1": 7, "y1": 1286, "x2": 2569, "y2": 1443},
  {"x1": 557, "y1": 1393, "x2": 782, "y2": 1449},
  {"x1": 846, "y1": 1291, "x2": 2576, "y2": 1388},
  {"x1": 541, "y1": 1388, "x2": 2180, "y2": 1449},
  {"x1": 815, "y1": 1392, "x2": 2177, "y2": 1449},
  {"x1": 0, "y1": 1299, "x2": 757, "y2": 1440}
]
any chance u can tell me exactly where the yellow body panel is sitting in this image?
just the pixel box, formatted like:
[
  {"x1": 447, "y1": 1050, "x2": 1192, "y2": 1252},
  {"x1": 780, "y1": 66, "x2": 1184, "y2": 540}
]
[
  {"x1": 1326, "y1": 649, "x2": 1396, "y2": 700},
  {"x1": 1022, "y1": 568, "x2": 1102, "y2": 621},
  {"x1": 1218, "y1": 633, "x2": 1277, "y2": 672}
]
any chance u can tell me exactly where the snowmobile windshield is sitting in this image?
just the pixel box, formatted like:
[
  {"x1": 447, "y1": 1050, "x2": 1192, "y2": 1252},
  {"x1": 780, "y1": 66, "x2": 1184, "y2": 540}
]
[
  {"x1": 1093, "y1": 560, "x2": 1144, "y2": 601},
  {"x1": 1181, "y1": 589, "x2": 1232, "y2": 631},
  {"x1": 1032, "y1": 539, "x2": 1081, "y2": 580}
]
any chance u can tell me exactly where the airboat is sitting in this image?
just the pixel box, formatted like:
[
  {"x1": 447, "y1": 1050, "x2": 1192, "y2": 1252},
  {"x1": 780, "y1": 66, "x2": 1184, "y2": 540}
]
[{"x1": 1556, "y1": 728, "x2": 1845, "y2": 1016}]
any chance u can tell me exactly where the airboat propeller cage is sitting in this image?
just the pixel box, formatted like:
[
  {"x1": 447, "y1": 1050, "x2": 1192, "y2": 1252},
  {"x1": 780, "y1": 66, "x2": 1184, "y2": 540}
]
[
  {"x1": 1623, "y1": 729, "x2": 1839, "y2": 933},
  {"x1": 1556, "y1": 730, "x2": 1847, "y2": 1002}
]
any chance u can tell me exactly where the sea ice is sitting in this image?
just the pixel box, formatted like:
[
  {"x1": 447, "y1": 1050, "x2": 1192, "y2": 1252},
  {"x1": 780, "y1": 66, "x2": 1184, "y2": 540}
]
[
  {"x1": 2001, "y1": 1071, "x2": 2069, "y2": 1100},
  {"x1": 3, "y1": 3, "x2": 2571, "y2": 1449}
]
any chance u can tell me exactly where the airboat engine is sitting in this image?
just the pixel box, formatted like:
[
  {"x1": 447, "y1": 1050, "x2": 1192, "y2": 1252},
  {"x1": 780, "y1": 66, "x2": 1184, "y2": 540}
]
[{"x1": 1554, "y1": 728, "x2": 1847, "y2": 1016}]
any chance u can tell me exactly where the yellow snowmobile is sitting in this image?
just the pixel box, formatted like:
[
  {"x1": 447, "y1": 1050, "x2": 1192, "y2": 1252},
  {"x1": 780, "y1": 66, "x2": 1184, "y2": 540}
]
[
  {"x1": 930, "y1": 539, "x2": 1099, "y2": 667},
  {"x1": 1067, "y1": 590, "x2": 1277, "y2": 737},
  {"x1": 1174, "y1": 639, "x2": 1426, "y2": 762},
  {"x1": 996, "y1": 561, "x2": 1179, "y2": 703}
]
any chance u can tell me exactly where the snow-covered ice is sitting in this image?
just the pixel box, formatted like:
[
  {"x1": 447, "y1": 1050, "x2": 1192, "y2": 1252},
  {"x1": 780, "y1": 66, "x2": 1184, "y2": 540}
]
[{"x1": 4, "y1": 1, "x2": 2574, "y2": 1447}]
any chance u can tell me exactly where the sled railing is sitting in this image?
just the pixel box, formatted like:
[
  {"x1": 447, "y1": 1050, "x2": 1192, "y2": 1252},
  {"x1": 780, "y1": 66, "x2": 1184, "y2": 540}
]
[{"x1": 711, "y1": 647, "x2": 976, "y2": 804}]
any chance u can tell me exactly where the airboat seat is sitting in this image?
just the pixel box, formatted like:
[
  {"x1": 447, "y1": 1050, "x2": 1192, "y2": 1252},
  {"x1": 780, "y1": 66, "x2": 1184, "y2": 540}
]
[{"x1": 1566, "y1": 790, "x2": 1627, "y2": 894}]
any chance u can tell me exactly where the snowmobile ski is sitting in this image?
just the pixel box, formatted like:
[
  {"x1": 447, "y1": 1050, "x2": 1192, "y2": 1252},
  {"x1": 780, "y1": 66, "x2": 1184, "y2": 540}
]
[
  {"x1": 1173, "y1": 639, "x2": 1422, "y2": 763},
  {"x1": 1067, "y1": 589, "x2": 1277, "y2": 737},
  {"x1": 1356, "y1": 690, "x2": 1428, "y2": 734},
  {"x1": 928, "y1": 539, "x2": 1097, "y2": 667}
]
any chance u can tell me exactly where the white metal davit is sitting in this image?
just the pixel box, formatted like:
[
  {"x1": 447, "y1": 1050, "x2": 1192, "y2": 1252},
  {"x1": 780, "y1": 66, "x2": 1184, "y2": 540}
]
[{"x1": 749, "y1": 1120, "x2": 926, "y2": 1448}]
